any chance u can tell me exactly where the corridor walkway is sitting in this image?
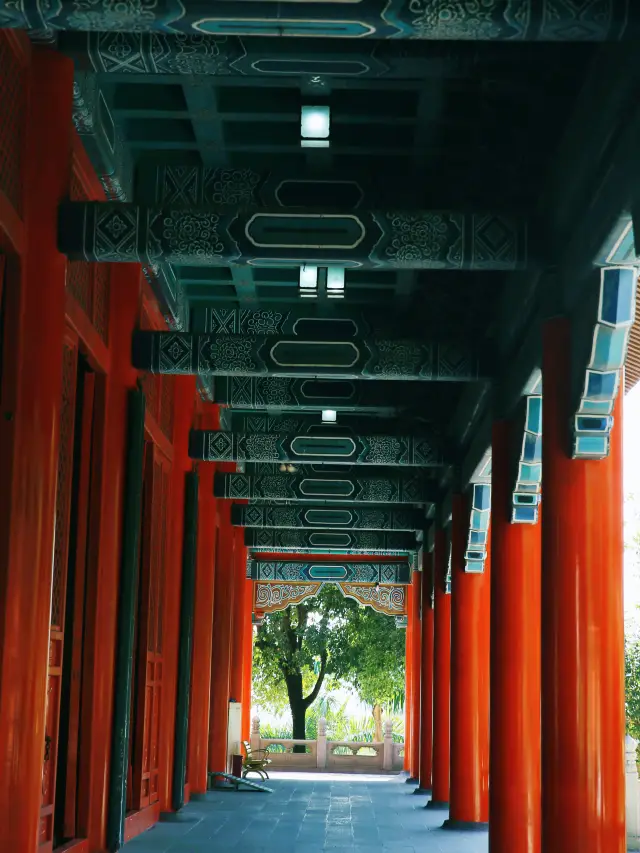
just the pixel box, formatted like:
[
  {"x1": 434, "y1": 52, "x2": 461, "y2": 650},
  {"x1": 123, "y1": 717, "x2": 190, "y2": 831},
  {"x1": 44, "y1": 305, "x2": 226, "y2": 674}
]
[{"x1": 123, "y1": 772, "x2": 488, "y2": 852}]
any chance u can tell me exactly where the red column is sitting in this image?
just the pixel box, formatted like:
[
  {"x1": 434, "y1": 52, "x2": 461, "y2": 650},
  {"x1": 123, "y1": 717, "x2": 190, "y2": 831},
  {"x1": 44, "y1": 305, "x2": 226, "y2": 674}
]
[
  {"x1": 80, "y1": 264, "x2": 141, "y2": 850},
  {"x1": 490, "y1": 420, "x2": 541, "y2": 853},
  {"x1": 187, "y1": 406, "x2": 219, "y2": 794},
  {"x1": 229, "y1": 528, "x2": 245, "y2": 704},
  {"x1": 446, "y1": 493, "x2": 490, "y2": 829},
  {"x1": 0, "y1": 50, "x2": 74, "y2": 853},
  {"x1": 208, "y1": 499, "x2": 236, "y2": 773},
  {"x1": 403, "y1": 580, "x2": 414, "y2": 772},
  {"x1": 158, "y1": 375, "x2": 195, "y2": 812},
  {"x1": 427, "y1": 528, "x2": 451, "y2": 810},
  {"x1": 241, "y1": 577, "x2": 254, "y2": 742},
  {"x1": 410, "y1": 570, "x2": 422, "y2": 781},
  {"x1": 541, "y1": 318, "x2": 625, "y2": 853},
  {"x1": 417, "y1": 554, "x2": 434, "y2": 794}
]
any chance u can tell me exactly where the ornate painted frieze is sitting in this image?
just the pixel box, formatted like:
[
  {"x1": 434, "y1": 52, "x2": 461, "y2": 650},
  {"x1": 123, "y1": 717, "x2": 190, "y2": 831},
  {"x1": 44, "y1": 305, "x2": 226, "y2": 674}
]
[
  {"x1": 2, "y1": 0, "x2": 633, "y2": 41},
  {"x1": 465, "y1": 483, "x2": 491, "y2": 573},
  {"x1": 192, "y1": 429, "x2": 442, "y2": 468},
  {"x1": 571, "y1": 266, "x2": 637, "y2": 459},
  {"x1": 253, "y1": 581, "x2": 407, "y2": 618},
  {"x1": 223, "y1": 414, "x2": 437, "y2": 440},
  {"x1": 131, "y1": 331, "x2": 479, "y2": 382},
  {"x1": 214, "y1": 471, "x2": 435, "y2": 503},
  {"x1": 213, "y1": 376, "x2": 430, "y2": 413},
  {"x1": 232, "y1": 503, "x2": 425, "y2": 532},
  {"x1": 510, "y1": 395, "x2": 542, "y2": 523},
  {"x1": 59, "y1": 202, "x2": 527, "y2": 271},
  {"x1": 245, "y1": 528, "x2": 417, "y2": 553},
  {"x1": 254, "y1": 582, "x2": 322, "y2": 614},
  {"x1": 247, "y1": 560, "x2": 411, "y2": 585},
  {"x1": 58, "y1": 33, "x2": 505, "y2": 80},
  {"x1": 339, "y1": 583, "x2": 406, "y2": 617}
]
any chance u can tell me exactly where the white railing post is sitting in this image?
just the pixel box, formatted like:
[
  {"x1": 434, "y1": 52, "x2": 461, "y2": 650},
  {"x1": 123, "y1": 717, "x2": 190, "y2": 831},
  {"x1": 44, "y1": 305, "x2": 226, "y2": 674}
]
[
  {"x1": 317, "y1": 717, "x2": 327, "y2": 769},
  {"x1": 382, "y1": 719, "x2": 393, "y2": 771},
  {"x1": 251, "y1": 716, "x2": 261, "y2": 752},
  {"x1": 627, "y1": 735, "x2": 640, "y2": 850}
]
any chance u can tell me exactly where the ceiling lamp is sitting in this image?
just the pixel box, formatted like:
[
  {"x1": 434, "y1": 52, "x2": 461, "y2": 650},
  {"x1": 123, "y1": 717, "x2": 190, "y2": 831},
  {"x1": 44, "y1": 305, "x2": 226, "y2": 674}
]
[
  {"x1": 299, "y1": 264, "x2": 318, "y2": 298},
  {"x1": 322, "y1": 409, "x2": 337, "y2": 423},
  {"x1": 327, "y1": 266, "x2": 345, "y2": 299},
  {"x1": 301, "y1": 105, "x2": 330, "y2": 148}
]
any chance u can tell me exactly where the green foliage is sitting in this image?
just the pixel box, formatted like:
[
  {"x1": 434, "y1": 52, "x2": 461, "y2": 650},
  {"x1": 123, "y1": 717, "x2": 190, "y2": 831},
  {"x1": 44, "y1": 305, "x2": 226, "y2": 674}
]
[
  {"x1": 626, "y1": 631, "x2": 640, "y2": 740},
  {"x1": 253, "y1": 585, "x2": 405, "y2": 732}
]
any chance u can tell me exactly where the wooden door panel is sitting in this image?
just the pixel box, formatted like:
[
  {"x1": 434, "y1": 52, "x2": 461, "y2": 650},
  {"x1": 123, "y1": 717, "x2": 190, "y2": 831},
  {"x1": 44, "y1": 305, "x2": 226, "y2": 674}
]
[
  {"x1": 39, "y1": 331, "x2": 79, "y2": 852},
  {"x1": 133, "y1": 443, "x2": 171, "y2": 810}
]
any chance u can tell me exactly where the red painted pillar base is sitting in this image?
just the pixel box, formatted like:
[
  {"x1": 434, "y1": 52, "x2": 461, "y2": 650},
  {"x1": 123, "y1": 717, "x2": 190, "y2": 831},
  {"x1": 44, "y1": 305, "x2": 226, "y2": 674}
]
[
  {"x1": 490, "y1": 420, "x2": 541, "y2": 853},
  {"x1": 426, "y1": 528, "x2": 451, "y2": 811},
  {"x1": 541, "y1": 318, "x2": 625, "y2": 853},
  {"x1": 444, "y1": 493, "x2": 490, "y2": 830},
  {"x1": 416, "y1": 554, "x2": 434, "y2": 795}
]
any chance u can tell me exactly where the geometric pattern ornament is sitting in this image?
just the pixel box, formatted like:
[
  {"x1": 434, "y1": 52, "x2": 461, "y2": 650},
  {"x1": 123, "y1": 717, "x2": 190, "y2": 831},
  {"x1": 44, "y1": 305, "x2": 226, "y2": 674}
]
[
  {"x1": 58, "y1": 202, "x2": 527, "y2": 271},
  {"x1": 191, "y1": 430, "x2": 443, "y2": 467},
  {"x1": 571, "y1": 266, "x2": 637, "y2": 459},
  {"x1": 231, "y1": 503, "x2": 425, "y2": 532},
  {"x1": 245, "y1": 528, "x2": 417, "y2": 555},
  {"x1": 131, "y1": 331, "x2": 480, "y2": 382},
  {"x1": 6, "y1": 2, "x2": 635, "y2": 41},
  {"x1": 214, "y1": 471, "x2": 434, "y2": 504},
  {"x1": 510, "y1": 395, "x2": 542, "y2": 524},
  {"x1": 212, "y1": 376, "x2": 459, "y2": 412},
  {"x1": 247, "y1": 560, "x2": 411, "y2": 585},
  {"x1": 253, "y1": 582, "x2": 406, "y2": 618},
  {"x1": 465, "y1": 483, "x2": 491, "y2": 573}
]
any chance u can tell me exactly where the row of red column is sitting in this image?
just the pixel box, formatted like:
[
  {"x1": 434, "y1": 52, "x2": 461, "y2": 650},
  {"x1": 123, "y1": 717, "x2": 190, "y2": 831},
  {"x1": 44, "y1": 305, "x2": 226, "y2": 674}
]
[{"x1": 406, "y1": 320, "x2": 626, "y2": 853}]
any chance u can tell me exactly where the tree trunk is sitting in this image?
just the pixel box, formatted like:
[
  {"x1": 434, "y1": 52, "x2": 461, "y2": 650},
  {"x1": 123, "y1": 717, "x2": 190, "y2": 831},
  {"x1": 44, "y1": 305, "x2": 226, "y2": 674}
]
[{"x1": 286, "y1": 673, "x2": 308, "y2": 753}]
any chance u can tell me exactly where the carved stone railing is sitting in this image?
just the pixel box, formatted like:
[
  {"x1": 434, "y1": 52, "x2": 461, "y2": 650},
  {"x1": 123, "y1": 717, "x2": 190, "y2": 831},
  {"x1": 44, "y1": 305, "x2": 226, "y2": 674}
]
[{"x1": 251, "y1": 717, "x2": 404, "y2": 772}]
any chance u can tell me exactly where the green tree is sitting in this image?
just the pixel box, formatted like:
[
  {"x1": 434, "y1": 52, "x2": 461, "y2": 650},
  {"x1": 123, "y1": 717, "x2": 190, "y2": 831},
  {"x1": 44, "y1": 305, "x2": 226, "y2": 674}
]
[
  {"x1": 626, "y1": 633, "x2": 640, "y2": 739},
  {"x1": 253, "y1": 585, "x2": 405, "y2": 743}
]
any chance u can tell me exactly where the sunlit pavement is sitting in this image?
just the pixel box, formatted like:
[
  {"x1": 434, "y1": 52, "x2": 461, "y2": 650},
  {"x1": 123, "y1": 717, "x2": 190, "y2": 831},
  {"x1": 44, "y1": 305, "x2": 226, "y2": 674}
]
[{"x1": 124, "y1": 771, "x2": 488, "y2": 852}]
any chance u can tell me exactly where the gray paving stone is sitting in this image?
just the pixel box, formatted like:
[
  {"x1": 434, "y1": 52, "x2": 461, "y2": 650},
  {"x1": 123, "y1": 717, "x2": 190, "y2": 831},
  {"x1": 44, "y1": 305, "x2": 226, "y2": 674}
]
[{"x1": 124, "y1": 773, "x2": 489, "y2": 853}]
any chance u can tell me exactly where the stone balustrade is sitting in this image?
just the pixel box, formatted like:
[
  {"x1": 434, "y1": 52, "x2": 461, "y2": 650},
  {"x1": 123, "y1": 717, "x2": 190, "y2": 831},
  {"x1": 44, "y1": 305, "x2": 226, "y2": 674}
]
[{"x1": 250, "y1": 717, "x2": 404, "y2": 773}]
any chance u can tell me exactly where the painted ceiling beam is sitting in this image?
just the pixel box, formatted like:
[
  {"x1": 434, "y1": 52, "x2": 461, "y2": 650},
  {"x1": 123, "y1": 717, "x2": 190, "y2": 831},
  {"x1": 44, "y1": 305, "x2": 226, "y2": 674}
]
[
  {"x1": 245, "y1": 528, "x2": 417, "y2": 554},
  {"x1": 247, "y1": 559, "x2": 410, "y2": 586},
  {"x1": 58, "y1": 202, "x2": 528, "y2": 271},
  {"x1": 59, "y1": 33, "x2": 550, "y2": 80},
  {"x1": 211, "y1": 375, "x2": 448, "y2": 413},
  {"x1": 215, "y1": 470, "x2": 435, "y2": 504},
  {"x1": 131, "y1": 331, "x2": 480, "y2": 382},
  {"x1": 133, "y1": 164, "x2": 511, "y2": 217},
  {"x1": 192, "y1": 430, "x2": 443, "y2": 467},
  {"x1": 7, "y1": 1, "x2": 635, "y2": 40},
  {"x1": 231, "y1": 503, "x2": 425, "y2": 531},
  {"x1": 220, "y1": 412, "x2": 437, "y2": 437}
]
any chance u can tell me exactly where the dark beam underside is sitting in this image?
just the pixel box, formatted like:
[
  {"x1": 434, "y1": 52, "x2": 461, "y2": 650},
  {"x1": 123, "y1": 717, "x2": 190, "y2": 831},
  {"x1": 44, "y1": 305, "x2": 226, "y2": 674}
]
[
  {"x1": 211, "y1": 376, "x2": 458, "y2": 413},
  {"x1": 231, "y1": 503, "x2": 425, "y2": 531},
  {"x1": 245, "y1": 528, "x2": 417, "y2": 553},
  {"x1": 247, "y1": 559, "x2": 410, "y2": 585},
  {"x1": 58, "y1": 202, "x2": 528, "y2": 270},
  {"x1": 191, "y1": 430, "x2": 443, "y2": 467},
  {"x1": 132, "y1": 331, "x2": 482, "y2": 381},
  {"x1": 8, "y1": 1, "x2": 636, "y2": 40},
  {"x1": 215, "y1": 470, "x2": 434, "y2": 503}
]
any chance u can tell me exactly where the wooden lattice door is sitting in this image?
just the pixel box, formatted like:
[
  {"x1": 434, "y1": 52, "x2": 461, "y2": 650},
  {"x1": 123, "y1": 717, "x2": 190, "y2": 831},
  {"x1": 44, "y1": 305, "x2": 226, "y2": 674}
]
[
  {"x1": 132, "y1": 442, "x2": 171, "y2": 810},
  {"x1": 39, "y1": 331, "x2": 78, "y2": 851}
]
